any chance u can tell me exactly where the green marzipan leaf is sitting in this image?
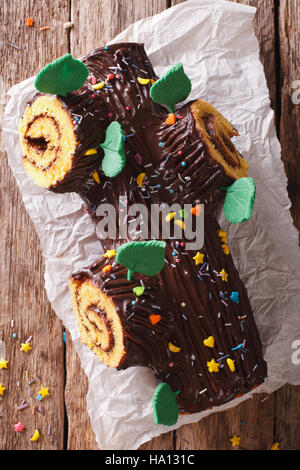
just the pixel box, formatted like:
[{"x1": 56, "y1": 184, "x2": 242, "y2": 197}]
[
  {"x1": 150, "y1": 63, "x2": 192, "y2": 113},
  {"x1": 116, "y1": 240, "x2": 166, "y2": 280},
  {"x1": 34, "y1": 54, "x2": 89, "y2": 97},
  {"x1": 224, "y1": 177, "x2": 256, "y2": 223},
  {"x1": 100, "y1": 121, "x2": 126, "y2": 178},
  {"x1": 153, "y1": 383, "x2": 179, "y2": 426}
]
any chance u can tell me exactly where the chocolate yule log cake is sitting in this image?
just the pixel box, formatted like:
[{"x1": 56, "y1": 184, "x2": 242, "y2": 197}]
[{"x1": 18, "y1": 43, "x2": 267, "y2": 424}]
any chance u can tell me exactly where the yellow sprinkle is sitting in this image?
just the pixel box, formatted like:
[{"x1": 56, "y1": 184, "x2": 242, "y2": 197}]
[
  {"x1": 150, "y1": 79, "x2": 156, "y2": 85},
  {"x1": 136, "y1": 172, "x2": 146, "y2": 187},
  {"x1": 137, "y1": 77, "x2": 151, "y2": 85},
  {"x1": 222, "y1": 244, "x2": 230, "y2": 255},
  {"x1": 30, "y1": 429, "x2": 40, "y2": 442},
  {"x1": 270, "y1": 442, "x2": 280, "y2": 450},
  {"x1": 207, "y1": 358, "x2": 220, "y2": 373},
  {"x1": 168, "y1": 342, "x2": 181, "y2": 353},
  {"x1": 227, "y1": 358, "x2": 235, "y2": 372},
  {"x1": 104, "y1": 249, "x2": 116, "y2": 259},
  {"x1": 220, "y1": 236, "x2": 228, "y2": 244},
  {"x1": 217, "y1": 230, "x2": 227, "y2": 238},
  {"x1": 165, "y1": 211, "x2": 176, "y2": 222},
  {"x1": 20, "y1": 342, "x2": 32, "y2": 353},
  {"x1": 92, "y1": 81, "x2": 105, "y2": 90},
  {"x1": 203, "y1": 336, "x2": 215, "y2": 348},
  {"x1": 174, "y1": 219, "x2": 185, "y2": 230},
  {"x1": 0, "y1": 384, "x2": 6, "y2": 395},
  {"x1": 193, "y1": 252, "x2": 204, "y2": 266},
  {"x1": 84, "y1": 148, "x2": 98, "y2": 156},
  {"x1": 219, "y1": 269, "x2": 228, "y2": 282},
  {"x1": 92, "y1": 171, "x2": 100, "y2": 184}
]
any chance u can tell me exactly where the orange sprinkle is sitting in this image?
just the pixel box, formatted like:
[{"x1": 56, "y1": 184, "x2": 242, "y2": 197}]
[
  {"x1": 102, "y1": 265, "x2": 112, "y2": 273},
  {"x1": 190, "y1": 205, "x2": 202, "y2": 216},
  {"x1": 165, "y1": 113, "x2": 176, "y2": 125},
  {"x1": 149, "y1": 314, "x2": 161, "y2": 325},
  {"x1": 26, "y1": 17, "x2": 34, "y2": 27}
]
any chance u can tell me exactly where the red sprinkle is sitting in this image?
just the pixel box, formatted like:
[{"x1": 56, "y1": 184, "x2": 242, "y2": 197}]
[
  {"x1": 116, "y1": 74, "x2": 121, "y2": 79},
  {"x1": 91, "y1": 93, "x2": 96, "y2": 99},
  {"x1": 107, "y1": 73, "x2": 115, "y2": 80},
  {"x1": 91, "y1": 77, "x2": 97, "y2": 85},
  {"x1": 108, "y1": 112, "x2": 113, "y2": 118},
  {"x1": 178, "y1": 150, "x2": 183, "y2": 156},
  {"x1": 125, "y1": 106, "x2": 130, "y2": 111}
]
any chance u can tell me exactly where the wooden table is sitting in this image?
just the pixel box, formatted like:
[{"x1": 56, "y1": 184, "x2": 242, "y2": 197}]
[{"x1": 0, "y1": 0, "x2": 299, "y2": 450}]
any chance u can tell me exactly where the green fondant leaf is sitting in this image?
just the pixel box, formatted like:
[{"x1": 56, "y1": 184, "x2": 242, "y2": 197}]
[
  {"x1": 116, "y1": 240, "x2": 166, "y2": 281},
  {"x1": 153, "y1": 383, "x2": 179, "y2": 426},
  {"x1": 224, "y1": 177, "x2": 256, "y2": 223},
  {"x1": 150, "y1": 63, "x2": 192, "y2": 113},
  {"x1": 100, "y1": 121, "x2": 126, "y2": 178},
  {"x1": 34, "y1": 54, "x2": 89, "y2": 97}
]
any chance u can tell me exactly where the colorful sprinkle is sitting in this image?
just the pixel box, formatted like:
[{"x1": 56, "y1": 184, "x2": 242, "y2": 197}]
[
  {"x1": 0, "y1": 384, "x2": 6, "y2": 395},
  {"x1": 0, "y1": 358, "x2": 8, "y2": 369},
  {"x1": 38, "y1": 387, "x2": 49, "y2": 398},
  {"x1": 174, "y1": 219, "x2": 185, "y2": 230},
  {"x1": 30, "y1": 429, "x2": 40, "y2": 442},
  {"x1": 92, "y1": 81, "x2": 105, "y2": 90},
  {"x1": 168, "y1": 342, "x2": 181, "y2": 353},
  {"x1": 207, "y1": 358, "x2": 220, "y2": 373},
  {"x1": 92, "y1": 171, "x2": 100, "y2": 184},
  {"x1": 136, "y1": 172, "x2": 146, "y2": 187},
  {"x1": 84, "y1": 148, "x2": 98, "y2": 156},
  {"x1": 102, "y1": 265, "x2": 112, "y2": 273},
  {"x1": 137, "y1": 77, "x2": 151, "y2": 85},
  {"x1": 227, "y1": 358, "x2": 236, "y2": 372},
  {"x1": 20, "y1": 342, "x2": 32, "y2": 353},
  {"x1": 193, "y1": 252, "x2": 204, "y2": 266},
  {"x1": 203, "y1": 336, "x2": 215, "y2": 348},
  {"x1": 190, "y1": 205, "x2": 202, "y2": 216},
  {"x1": 104, "y1": 249, "x2": 116, "y2": 259},
  {"x1": 230, "y1": 291, "x2": 239, "y2": 303},
  {"x1": 132, "y1": 286, "x2": 145, "y2": 297},
  {"x1": 270, "y1": 442, "x2": 280, "y2": 450},
  {"x1": 222, "y1": 244, "x2": 230, "y2": 255},
  {"x1": 165, "y1": 113, "x2": 176, "y2": 125},
  {"x1": 229, "y1": 434, "x2": 240, "y2": 447},
  {"x1": 165, "y1": 211, "x2": 176, "y2": 222},
  {"x1": 14, "y1": 422, "x2": 24, "y2": 433},
  {"x1": 149, "y1": 314, "x2": 161, "y2": 325},
  {"x1": 26, "y1": 17, "x2": 34, "y2": 27},
  {"x1": 219, "y1": 269, "x2": 228, "y2": 282}
]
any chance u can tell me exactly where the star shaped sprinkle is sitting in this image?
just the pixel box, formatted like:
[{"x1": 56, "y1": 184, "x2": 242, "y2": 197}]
[
  {"x1": 0, "y1": 383, "x2": 6, "y2": 395},
  {"x1": 20, "y1": 342, "x2": 32, "y2": 353},
  {"x1": 219, "y1": 269, "x2": 228, "y2": 282},
  {"x1": 230, "y1": 434, "x2": 240, "y2": 447},
  {"x1": 230, "y1": 291, "x2": 239, "y2": 303},
  {"x1": 104, "y1": 249, "x2": 116, "y2": 259},
  {"x1": 38, "y1": 386, "x2": 49, "y2": 398},
  {"x1": 193, "y1": 252, "x2": 204, "y2": 265},
  {"x1": 270, "y1": 442, "x2": 280, "y2": 450},
  {"x1": 207, "y1": 358, "x2": 220, "y2": 373},
  {"x1": 0, "y1": 358, "x2": 8, "y2": 369},
  {"x1": 14, "y1": 422, "x2": 24, "y2": 433}
]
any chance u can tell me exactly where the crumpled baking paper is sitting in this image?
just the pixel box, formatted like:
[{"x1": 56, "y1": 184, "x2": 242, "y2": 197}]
[{"x1": 2, "y1": 0, "x2": 300, "y2": 450}]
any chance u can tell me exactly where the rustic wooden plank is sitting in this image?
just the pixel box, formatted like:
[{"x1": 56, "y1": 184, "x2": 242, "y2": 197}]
[
  {"x1": 279, "y1": 0, "x2": 300, "y2": 234},
  {"x1": 66, "y1": 0, "x2": 172, "y2": 450},
  {"x1": 0, "y1": 0, "x2": 70, "y2": 449}
]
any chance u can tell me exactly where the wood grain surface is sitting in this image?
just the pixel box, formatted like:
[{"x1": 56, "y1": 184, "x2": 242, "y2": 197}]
[{"x1": 0, "y1": 0, "x2": 299, "y2": 450}]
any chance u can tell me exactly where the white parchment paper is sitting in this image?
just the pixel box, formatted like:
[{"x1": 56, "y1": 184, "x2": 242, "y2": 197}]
[{"x1": 2, "y1": 0, "x2": 300, "y2": 450}]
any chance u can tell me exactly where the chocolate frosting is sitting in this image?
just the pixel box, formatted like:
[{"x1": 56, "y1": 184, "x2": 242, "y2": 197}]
[{"x1": 24, "y1": 43, "x2": 267, "y2": 413}]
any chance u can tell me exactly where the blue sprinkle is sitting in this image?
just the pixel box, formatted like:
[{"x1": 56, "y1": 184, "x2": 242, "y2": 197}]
[
  {"x1": 181, "y1": 162, "x2": 187, "y2": 167},
  {"x1": 158, "y1": 142, "x2": 164, "y2": 148},
  {"x1": 169, "y1": 189, "x2": 175, "y2": 194},
  {"x1": 231, "y1": 343, "x2": 243, "y2": 351},
  {"x1": 172, "y1": 251, "x2": 177, "y2": 256},
  {"x1": 156, "y1": 184, "x2": 161, "y2": 189},
  {"x1": 36, "y1": 394, "x2": 43, "y2": 401},
  {"x1": 12, "y1": 332, "x2": 17, "y2": 339},
  {"x1": 63, "y1": 332, "x2": 66, "y2": 343},
  {"x1": 230, "y1": 291, "x2": 239, "y2": 303},
  {"x1": 122, "y1": 136, "x2": 127, "y2": 142},
  {"x1": 104, "y1": 46, "x2": 109, "y2": 50},
  {"x1": 131, "y1": 300, "x2": 136, "y2": 306}
]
